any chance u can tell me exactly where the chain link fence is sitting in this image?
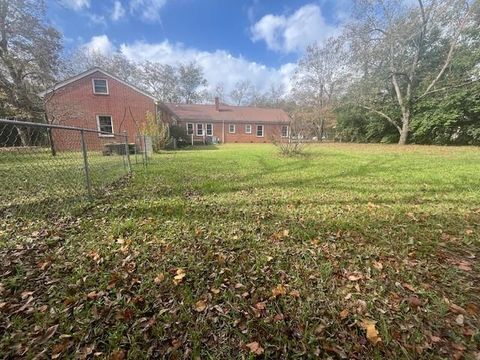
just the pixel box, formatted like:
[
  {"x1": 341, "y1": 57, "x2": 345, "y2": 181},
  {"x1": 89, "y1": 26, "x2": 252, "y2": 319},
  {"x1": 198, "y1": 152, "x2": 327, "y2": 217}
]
[{"x1": 0, "y1": 119, "x2": 148, "y2": 219}]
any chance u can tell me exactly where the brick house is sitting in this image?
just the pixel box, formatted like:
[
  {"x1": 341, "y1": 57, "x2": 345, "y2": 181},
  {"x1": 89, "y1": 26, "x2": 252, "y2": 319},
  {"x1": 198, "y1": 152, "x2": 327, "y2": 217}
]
[
  {"x1": 42, "y1": 67, "x2": 290, "y2": 149},
  {"x1": 41, "y1": 67, "x2": 157, "y2": 151},
  {"x1": 158, "y1": 98, "x2": 290, "y2": 144}
]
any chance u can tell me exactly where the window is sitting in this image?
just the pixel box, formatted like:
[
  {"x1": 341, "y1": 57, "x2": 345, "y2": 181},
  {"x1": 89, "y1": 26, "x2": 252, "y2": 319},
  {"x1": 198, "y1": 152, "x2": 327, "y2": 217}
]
[
  {"x1": 206, "y1": 123, "x2": 213, "y2": 136},
  {"x1": 281, "y1": 125, "x2": 289, "y2": 138},
  {"x1": 256, "y1": 125, "x2": 264, "y2": 137},
  {"x1": 97, "y1": 115, "x2": 113, "y2": 136},
  {"x1": 93, "y1": 79, "x2": 108, "y2": 94},
  {"x1": 196, "y1": 123, "x2": 204, "y2": 136},
  {"x1": 229, "y1": 124, "x2": 236, "y2": 133},
  {"x1": 186, "y1": 123, "x2": 194, "y2": 135},
  {"x1": 245, "y1": 124, "x2": 252, "y2": 134}
]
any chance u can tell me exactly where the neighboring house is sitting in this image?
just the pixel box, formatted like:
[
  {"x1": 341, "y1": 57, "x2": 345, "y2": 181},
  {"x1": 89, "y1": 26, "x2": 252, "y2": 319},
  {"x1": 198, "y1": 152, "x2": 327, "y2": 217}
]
[
  {"x1": 40, "y1": 67, "x2": 157, "y2": 151},
  {"x1": 158, "y1": 98, "x2": 290, "y2": 144}
]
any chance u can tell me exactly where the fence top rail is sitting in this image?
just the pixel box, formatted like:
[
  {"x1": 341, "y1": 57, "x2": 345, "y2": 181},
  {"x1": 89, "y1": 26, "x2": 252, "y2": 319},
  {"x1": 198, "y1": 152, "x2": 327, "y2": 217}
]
[{"x1": 0, "y1": 118, "x2": 127, "y2": 137}]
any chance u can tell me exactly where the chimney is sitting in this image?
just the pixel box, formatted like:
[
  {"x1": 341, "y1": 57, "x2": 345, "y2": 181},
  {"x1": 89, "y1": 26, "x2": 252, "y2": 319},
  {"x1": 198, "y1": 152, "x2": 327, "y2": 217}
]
[{"x1": 215, "y1": 97, "x2": 220, "y2": 111}]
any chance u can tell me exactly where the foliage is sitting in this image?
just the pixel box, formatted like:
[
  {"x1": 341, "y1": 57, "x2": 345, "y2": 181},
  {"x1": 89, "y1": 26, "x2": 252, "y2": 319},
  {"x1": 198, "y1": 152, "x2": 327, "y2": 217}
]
[
  {"x1": 0, "y1": 0, "x2": 62, "y2": 123},
  {"x1": 1, "y1": 144, "x2": 479, "y2": 358},
  {"x1": 168, "y1": 124, "x2": 190, "y2": 147},
  {"x1": 139, "y1": 111, "x2": 169, "y2": 152}
]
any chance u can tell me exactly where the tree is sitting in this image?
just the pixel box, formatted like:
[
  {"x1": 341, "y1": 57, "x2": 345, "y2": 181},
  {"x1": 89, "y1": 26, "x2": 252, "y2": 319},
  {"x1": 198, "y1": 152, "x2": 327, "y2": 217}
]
[
  {"x1": 138, "y1": 61, "x2": 179, "y2": 102},
  {"x1": 0, "y1": 0, "x2": 62, "y2": 144},
  {"x1": 229, "y1": 80, "x2": 254, "y2": 106},
  {"x1": 347, "y1": 0, "x2": 476, "y2": 144},
  {"x1": 62, "y1": 50, "x2": 140, "y2": 83},
  {"x1": 291, "y1": 38, "x2": 347, "y2": 141},
  {"x1": 176, "y1": 62, "x2": 208, "y2": 104}
]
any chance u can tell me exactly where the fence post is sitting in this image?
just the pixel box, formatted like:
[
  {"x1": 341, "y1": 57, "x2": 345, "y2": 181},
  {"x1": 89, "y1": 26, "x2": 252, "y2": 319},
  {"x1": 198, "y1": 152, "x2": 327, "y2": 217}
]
[
  {"x1": 123, "y1": 131, "x2": 131, "y2": 174},
  {"x1": 80, "y1": 129, "x2": 92, "y2": 198},
  {"x1": 143, "y1": 135, "x2": 148, "y2": 166}
]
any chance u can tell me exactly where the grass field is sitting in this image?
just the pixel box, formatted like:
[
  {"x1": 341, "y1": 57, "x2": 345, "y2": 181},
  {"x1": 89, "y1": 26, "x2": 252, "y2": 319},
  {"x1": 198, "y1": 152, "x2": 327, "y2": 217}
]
[{"x1": 1, "y1": 143, "x2": 479, "y2": 358}]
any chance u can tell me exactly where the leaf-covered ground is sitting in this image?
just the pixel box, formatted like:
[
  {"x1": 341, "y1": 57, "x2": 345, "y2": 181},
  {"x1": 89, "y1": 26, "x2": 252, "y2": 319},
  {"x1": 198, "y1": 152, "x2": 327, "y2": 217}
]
[{"x1": 1, "y1": 144, "x2": 479, "y2": 359}]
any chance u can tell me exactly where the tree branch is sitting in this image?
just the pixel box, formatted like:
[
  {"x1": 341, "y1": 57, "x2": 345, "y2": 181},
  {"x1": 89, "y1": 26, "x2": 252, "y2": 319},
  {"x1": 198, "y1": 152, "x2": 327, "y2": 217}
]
[{"x1": 360, "y1": 105, "x2": 402, "y2": 132}]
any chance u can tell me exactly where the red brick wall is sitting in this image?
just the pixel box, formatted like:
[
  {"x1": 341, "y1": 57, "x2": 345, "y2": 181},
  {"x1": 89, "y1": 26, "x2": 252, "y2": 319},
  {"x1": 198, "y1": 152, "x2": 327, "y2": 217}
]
[
  {"x1": 176, "y1": 120, "x2": 288, "y2": 144},
  {"x1": 46, "y1": 71, "x2": 156, "y2": 151}
]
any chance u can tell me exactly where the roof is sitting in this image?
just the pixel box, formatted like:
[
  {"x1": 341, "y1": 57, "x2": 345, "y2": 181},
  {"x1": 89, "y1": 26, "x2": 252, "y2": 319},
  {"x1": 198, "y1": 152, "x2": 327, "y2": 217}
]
[
  {"x1": 163, "y1": 103, "x2": 290, "y2": 124},
  {"x1": 39, "y1": 67, "x2": 157, "y2": 102}
]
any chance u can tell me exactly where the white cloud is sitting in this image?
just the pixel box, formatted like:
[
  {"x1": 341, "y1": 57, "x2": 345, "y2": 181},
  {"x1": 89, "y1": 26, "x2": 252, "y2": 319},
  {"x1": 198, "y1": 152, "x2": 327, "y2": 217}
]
[
  {"x1": 60, "y1": 0, "x2": 90, "y2": 10},
  {"x1": 111, "y1": 1, "x2": 126, "y2": 21},
  {"x1": 84, "y1": 35, "x2": 115, "y2": 55},
  {"x1": 251, "y1": 4, "x2": 338, "y2": 53},
  {"x1": 119, "y1": 39, "x2": 295, "y2": 94},
  {"x1": 129, "y1": 0, "x2": 167, "y2": 22}
]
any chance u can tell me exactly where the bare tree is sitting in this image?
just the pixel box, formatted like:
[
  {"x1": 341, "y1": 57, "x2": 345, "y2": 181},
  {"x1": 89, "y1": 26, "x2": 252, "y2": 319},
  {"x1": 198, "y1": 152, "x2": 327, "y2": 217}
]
[
  {"x1": 348, "y1": 0, "x2": 474, "y2": 144},
  {"x1": 138, "y1": 61, "x2": 179, "y2": 102},
  {"x1": 229, "y1": 80, "x2": 255, "y2": 106},
  {"x1": 292, "y1": 38, "x2": 347, "y2": 141},
  {"x1": 177, "y1": 62, "x2": 208, "y2": 104}
]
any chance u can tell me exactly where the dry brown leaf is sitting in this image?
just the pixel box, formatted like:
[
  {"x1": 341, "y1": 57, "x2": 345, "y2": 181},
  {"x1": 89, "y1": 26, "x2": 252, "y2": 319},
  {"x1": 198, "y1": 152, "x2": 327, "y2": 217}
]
[
  {"x1": 173, "y1": 268, "x2": 186, "y2": 285},
  {"x1": 245, "y1": 341, "x2": 264, "y2": 355},
  {"x1": 272, "y1": 284, "x2": 286, "y2": 297},
  {"x1": 408, "y1": 296, "x2": 422, "y2": 308},
  {"x1": 348, "y1": 273, "x2": 363, "y2": 281},
  {"x1": 403, "y1": 283, "x2": 416, "y2": 292},
  {"x1": 255, "y1": 302, "x2": 266, "y2": 310},
  {"x1": 211, "y1": 288, "x2": 220, "y2": 294},
  {"x1": 361, "y1": 319, "x2": 382, "y2": 345},
  {"x1": 195, "y1": 300, "x2": 207, "y2": 312},
  {"x1": 373, "y1": 261, "x2": 383, "y2": 270},
  {"x1": 154, "y1": 273, "x2": 165, "y2": 284},
  {"x1": 289, "y1": 290, "x2": 300, "y2": 298},
  {"x1": 455, "y1": 314, "x2": 464, "y2": 326},
  {"x1": 109, "y1": 349, "x2": 126, "y2": 360},
  {"x1": 339, "y1": 309, "x2": 349, "y2": 319}
]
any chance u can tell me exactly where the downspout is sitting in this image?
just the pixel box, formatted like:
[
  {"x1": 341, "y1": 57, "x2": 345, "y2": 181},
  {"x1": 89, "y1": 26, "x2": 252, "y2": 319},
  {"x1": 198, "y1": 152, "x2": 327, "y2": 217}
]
[{"x1": 222, "y1": 120, "x2": 225, "y2": 144}]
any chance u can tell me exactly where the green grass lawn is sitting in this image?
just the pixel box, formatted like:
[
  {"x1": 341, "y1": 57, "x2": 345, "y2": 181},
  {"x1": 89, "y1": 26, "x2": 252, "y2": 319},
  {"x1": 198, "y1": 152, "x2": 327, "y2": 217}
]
[{"x1": 1, "y1": 143, "x2": 479, "y2": 358}]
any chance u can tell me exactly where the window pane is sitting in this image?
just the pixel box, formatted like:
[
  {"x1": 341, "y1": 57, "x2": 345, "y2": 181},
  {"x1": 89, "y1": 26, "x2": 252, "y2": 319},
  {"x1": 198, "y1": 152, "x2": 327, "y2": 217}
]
[
  {"x1": 187, "y1": 123, "x2": 193, "y2": 135},
  {"x1": 98, "y1": 116, "x2": 113, "y2": 134},
  {"x1": 256, "y1": 125, "x2": 263, "y2": 136},
  {"x1": 229, "y1": 124, "x2": 235, "y2": 133},
  {"x1": 245, "y1": 124, "x2": 251, "y2": 133},
  {"x1": 94, "y1": 79, "x2": 108, "y2": 94},
  {"x1": 282, "y1": 126, "x2": 288, "y2": 137},
  {"x1": 197, "y1": 124, "x2": 203, "y2": 135},
  {"x1": 206, "y1": 124, "x2": 213, "y2": 135}
]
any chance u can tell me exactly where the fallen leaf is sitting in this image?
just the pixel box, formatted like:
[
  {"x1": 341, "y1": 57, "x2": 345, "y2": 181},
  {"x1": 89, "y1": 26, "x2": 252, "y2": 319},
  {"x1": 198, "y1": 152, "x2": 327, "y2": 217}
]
[
  {"x1": 109, "y1": 349, "x2": 126, "y2": 360},
  {"x1": 402, "y1": 283, "x2": 416, "y2": 292},
  {"x1": 173, "y1": 268, "x2": 186, "y2": 285},
  {"x1": 373, "y1": 261, "x2": 383, "y2": 270},
  {"x1": 154, "y1": 273, "x2": 165, "y2": 284},
  {"x1": 408, "y1": 296, "x2": 422, "y2": 308},
  {"x1": 272, "y1": 284, "x2": 286, "y2": 297},
  {"x1": 457, "y1": 261, "x2": 472, "y2": 271},
  {"x1": 195, "y1": 300, "x2": 207, "y2": 312},
  {"x1": 361, "y1": 319, "x2": 382, "y2": 345},
  {"x1": 339, "y1": 309, "x2": 349, "y2": 319},
  {"x1": 455, "y1": 314, "x2": 464, "y2": 326},
  {"x1": 245, "y1": 342, "x2": 264, "y2": 355},
  {"x1": 289, "y1": 290, "x2": 300, "y2": 298},
  {"x1": 255, "y1": 302, "x2": 266, "y2": 310},
  {"x1": 449, "y1": 303, "x2": 467, "y2": 314},
  {"x1": 348, "y1": 273, "x2": 363, "y2": 281}
]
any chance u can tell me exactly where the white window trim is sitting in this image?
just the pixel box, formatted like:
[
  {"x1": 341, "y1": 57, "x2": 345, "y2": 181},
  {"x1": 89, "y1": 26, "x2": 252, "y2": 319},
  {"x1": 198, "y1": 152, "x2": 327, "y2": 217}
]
[
  {"x1": 206, "y1": 123, "x2": 213, "y2": 136},
  {"x1": 256, "y1": 124, "x2": 264, "y2": 137},
  {"x1": 92, "y1": 78, "x2": 109, "y2": 95},
  {"x1": 229, "y1": 124, "x2": 236, "y2": 134},
  {"x1": 245, "y1": 124, "x2": 252, "y2": 134},
  {"x1": 281, "y1": 125, "x2": 289, "y2": 138},
  {"x1": 196, "y1": 123, "x2": 204, "y2": 136},
  {"x1": 96, "y1": 115, "x2": 114, "y2": 137},
  {"x1": 186, "y1": 123, "x2": 194, "y2": 135}
]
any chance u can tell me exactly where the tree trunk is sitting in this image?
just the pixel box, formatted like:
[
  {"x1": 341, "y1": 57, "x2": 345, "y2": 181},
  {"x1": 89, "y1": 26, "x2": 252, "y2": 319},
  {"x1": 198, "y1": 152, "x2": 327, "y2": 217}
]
[
  {"x1": 398, "y1": 112, "x2": 410, "y2": 145},
  {"x1": 15, "y1": 126, "x2": 29, "y2": 146},
  {"x1": 48, "y1": 128, "x2": 56, "y2": 156}
]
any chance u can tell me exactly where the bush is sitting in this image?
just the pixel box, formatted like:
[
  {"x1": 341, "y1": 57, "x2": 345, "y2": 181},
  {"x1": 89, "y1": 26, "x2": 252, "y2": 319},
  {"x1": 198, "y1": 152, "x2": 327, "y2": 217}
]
[
  {"x1": 139, "y1": 111, "x2": 169, "y2": 152},
  {"x1": 166, "y1": 125, "x2": 191, "y2": 149}
]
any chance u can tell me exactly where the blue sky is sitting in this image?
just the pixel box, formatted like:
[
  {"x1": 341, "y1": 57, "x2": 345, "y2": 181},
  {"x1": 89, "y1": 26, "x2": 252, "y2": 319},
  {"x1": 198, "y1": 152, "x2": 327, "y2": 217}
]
[{"x1": 47, "y1": 0, "x2": 350, "y2": 92}]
